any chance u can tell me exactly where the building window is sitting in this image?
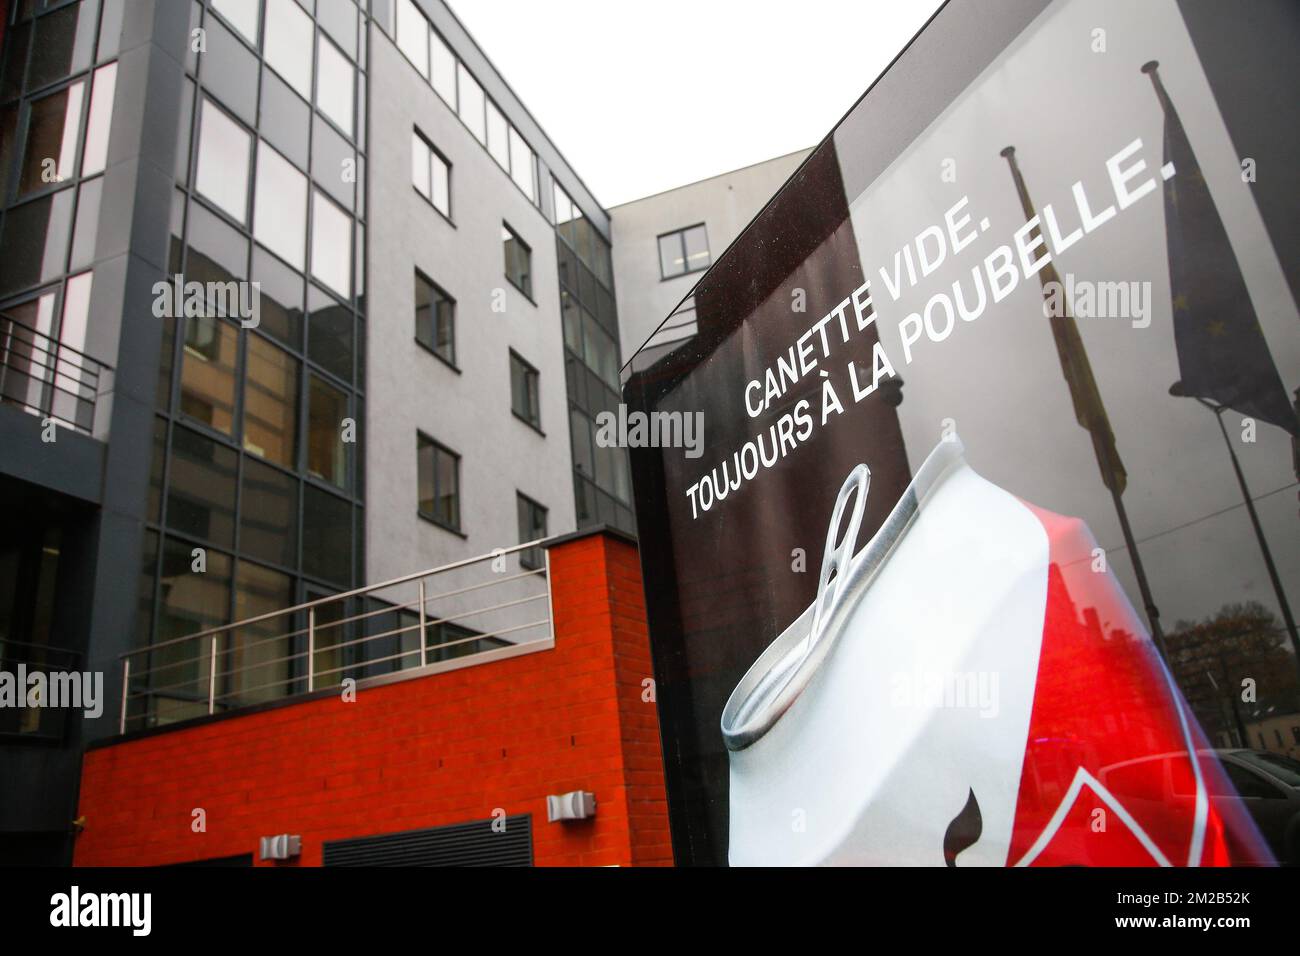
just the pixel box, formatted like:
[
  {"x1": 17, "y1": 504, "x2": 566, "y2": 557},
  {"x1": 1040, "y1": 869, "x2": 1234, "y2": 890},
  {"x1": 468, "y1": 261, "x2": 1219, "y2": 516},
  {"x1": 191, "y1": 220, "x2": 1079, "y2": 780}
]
[
  {"x1": 263, "y1": 0, "x2": 313, "y2": 98},
  {"x1": 411, "y1": 131, "x2": 450, "y2": 218},
  {"x1": 195, "y1": 98, "x2": 251, "y2": 224},
  {"x1": 508, "y1": 126, "x2": 536, "y2": 202},
  {"x1": 253, "y1": 142, "x2": 308, "y2": 270},
  {"x1": 310, "y1": 190, "x2": 352, "y2": 298},
  {"x1": 417, "y1": 434, "x2": 460, "y2": 532},
  {"x1": 502, "y1": 223, "x2": 531, "y2": 299},
  {"x1": 456, "y1": 63, "x2": 486, "y2": 145},
  {"x1": 509, "y1": 350, "x2": 540, "y2": 431},
  {"x1": 17, "y1": 81, "x2": 83, "y2": 196},
  {"x1": 242, "y1": 333, "x2": 298, "y2": 468},
  {"x1": 516, "y1": 493, "x2": 547, "y2": 571},
  {"x1": 179, "y1": 316, "x2": 238, "y2": 435},
  {"x1": 315, "y1": 34, "x2": 355, "y2": 138},
  {"x1": 395, "y1": 0, "x2": 429, "y2": 78},
  {"x1": 307, "y1": 374, "x2": 348, "y2": 488},
  {"x1": 430, "y1": 28, "x2": 456, "y2": 106},
  {"x1": 658, "y1": 223, "x2": 710, "y2": 279},
  {"x1": 212, "y1": 0, "x2": 261, "y2": 47},
  {"x1": 414, "y1": 271, "x2": 454, "y2": 365}
]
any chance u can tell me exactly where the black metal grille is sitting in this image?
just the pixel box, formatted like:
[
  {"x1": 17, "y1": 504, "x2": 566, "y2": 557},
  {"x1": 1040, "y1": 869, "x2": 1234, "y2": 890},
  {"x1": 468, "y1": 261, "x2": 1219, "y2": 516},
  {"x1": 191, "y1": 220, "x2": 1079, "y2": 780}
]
[{"x1": 323, "y1": 815, "x2": 533, "y2": 867}]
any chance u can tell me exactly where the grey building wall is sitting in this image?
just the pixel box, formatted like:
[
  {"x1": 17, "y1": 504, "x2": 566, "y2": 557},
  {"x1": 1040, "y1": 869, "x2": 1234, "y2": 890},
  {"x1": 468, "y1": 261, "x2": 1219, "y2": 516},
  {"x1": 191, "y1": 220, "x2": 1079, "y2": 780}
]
[
  {"x1": 609, "y1": 149, "x2": 811, "y2": 361},
  {"x1": 364, "y1": 19, "x2": 576, "y2": 587}
]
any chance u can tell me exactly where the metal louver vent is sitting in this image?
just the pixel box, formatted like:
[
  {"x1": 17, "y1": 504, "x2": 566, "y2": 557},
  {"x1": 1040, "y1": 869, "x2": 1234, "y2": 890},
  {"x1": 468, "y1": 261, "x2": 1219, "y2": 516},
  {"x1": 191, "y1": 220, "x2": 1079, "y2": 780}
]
[{"x1": 323, "y1": 815, "x2": 533, "y2": 867}]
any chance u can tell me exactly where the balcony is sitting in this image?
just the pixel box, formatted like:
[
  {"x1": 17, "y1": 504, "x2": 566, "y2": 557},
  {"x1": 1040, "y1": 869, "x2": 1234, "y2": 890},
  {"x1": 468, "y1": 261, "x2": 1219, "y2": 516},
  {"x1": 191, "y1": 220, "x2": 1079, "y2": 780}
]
[
  {"x1": 0, "y1": 310, "x2": 111, "y2": 436},
  {"x1": 118, "y1": 539, "x2": 555, "y2": 733}
]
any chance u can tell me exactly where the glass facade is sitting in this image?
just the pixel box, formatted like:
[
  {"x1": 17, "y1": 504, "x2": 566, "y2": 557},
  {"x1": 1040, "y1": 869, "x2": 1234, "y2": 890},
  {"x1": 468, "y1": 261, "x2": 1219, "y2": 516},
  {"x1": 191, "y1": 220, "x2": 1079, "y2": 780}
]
[
  {"x1": 139, "y1": 0, "x2": 368, "y2": 725},
  {"x1": 553, "y1": 181, "x2": 633, "y2": 533},
  {"x1": 0, "y1": 0, "x2": 113, "y2": 412}
]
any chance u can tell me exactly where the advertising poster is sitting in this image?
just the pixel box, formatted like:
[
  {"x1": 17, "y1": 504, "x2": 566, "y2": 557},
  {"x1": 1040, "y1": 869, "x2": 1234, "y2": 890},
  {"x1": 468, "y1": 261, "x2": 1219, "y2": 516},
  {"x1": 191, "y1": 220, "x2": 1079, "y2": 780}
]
[{"x1": 623, "y1": 0, "x2": 1300, "y2": 865}]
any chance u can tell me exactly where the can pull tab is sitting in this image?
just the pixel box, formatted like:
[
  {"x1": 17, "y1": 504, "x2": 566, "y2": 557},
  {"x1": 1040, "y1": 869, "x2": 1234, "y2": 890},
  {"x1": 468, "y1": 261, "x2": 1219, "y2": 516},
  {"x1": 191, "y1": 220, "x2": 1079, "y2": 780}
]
[{"x1": 807, "y1": 463, "x2": 871, "y2": 654}]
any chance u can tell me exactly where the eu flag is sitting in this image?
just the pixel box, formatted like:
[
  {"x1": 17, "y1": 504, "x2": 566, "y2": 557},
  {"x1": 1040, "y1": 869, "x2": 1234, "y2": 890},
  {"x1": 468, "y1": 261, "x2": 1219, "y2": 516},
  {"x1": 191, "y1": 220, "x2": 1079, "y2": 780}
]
[{"x1": 1144, "y1": 61, "x2": 1297, "y2": 436}]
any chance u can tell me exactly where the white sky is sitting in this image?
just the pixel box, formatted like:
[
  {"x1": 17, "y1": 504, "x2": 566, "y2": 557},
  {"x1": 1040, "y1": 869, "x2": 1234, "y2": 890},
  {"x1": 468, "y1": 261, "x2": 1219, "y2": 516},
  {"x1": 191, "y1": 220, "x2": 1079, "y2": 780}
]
[{"x1": 447, "y1": 0, "x2": 946, "y2": 208}]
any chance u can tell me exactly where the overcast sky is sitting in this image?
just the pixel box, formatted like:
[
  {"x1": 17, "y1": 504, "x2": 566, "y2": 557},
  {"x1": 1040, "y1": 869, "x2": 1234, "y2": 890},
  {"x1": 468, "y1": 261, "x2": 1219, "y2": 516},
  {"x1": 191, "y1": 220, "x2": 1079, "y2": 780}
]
[{"x1": 448, "y1": 0, "x2": 946, "y2": 208}]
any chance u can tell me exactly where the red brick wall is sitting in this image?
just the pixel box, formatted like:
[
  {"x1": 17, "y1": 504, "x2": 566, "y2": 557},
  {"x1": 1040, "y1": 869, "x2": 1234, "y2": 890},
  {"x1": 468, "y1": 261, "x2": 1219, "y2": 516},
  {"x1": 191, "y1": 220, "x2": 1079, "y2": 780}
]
[{"x1": 74, "y1": 531, "x2": 672, "y2": 867}]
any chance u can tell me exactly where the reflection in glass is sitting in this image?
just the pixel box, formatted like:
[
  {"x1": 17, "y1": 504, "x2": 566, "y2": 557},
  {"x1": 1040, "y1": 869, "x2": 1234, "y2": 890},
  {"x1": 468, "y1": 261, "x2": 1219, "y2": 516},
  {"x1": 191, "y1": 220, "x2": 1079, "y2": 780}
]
[
  {"x1": 226, "y1": 560, "x2": 294, "y2": 706},
  {"x1": 395, "y1": 0, "x2": 428, "y2": 78},
  {"x1": 151, "y1": 538, "x2": 231, "y2": 725},
  {"x1": 502, "y1": 223, "x2": 530, "y2": 298},
  {"x1": 166, "y1": 425, "x2": 237, "y2": 548},
  {"x1": 307, "y1": 374, "x2": 347, "y2": 488},
  {"x1": 253, "y1": 143, "x2": 307, "y2": 270},
  {"x1": 263, "y1": 0, "x2": 313, "y2": 98},
  {"x1": 486, "y1": 99, "x2": 508, "y2": 170},
  {"x1": 212, "y1": 0, "x2": 260, "y2": 47},
  {"x1": 0, "y1": 188, "x2": 74, "y2": 296},
  {"x1": 307, "y1": 285, "x2": 353, "y2": 381},
  {"x1": 179, "y1": 315, "x2": 238, "y2": 435},
  {"x1": 310, "y1": 190, "x2": 352, "y2": 298},
  {"x1": 240, "y1": 457, "x2": 297, "y2": 568},
  {"x1": 315, "y1": 34, "x2": 354, "y2": 138},
  {"x1": 508, "y1": 125, "x2": 535, "y2": 201},
  {"x1": 243, "y1": 333, "x2": 298, "y2": 467},
  {"x1": 195, "y1": 98, "x2": 251, "y2": 223},
  {"x1": 302, "y1": 484, "x2": 351, "y2": 585},
  {"x1": 18, "y1": 82, "x2": 83, "y2": 195},
  {"x1": 430, "y1": 27, "x2": 456, "y2": 106}
]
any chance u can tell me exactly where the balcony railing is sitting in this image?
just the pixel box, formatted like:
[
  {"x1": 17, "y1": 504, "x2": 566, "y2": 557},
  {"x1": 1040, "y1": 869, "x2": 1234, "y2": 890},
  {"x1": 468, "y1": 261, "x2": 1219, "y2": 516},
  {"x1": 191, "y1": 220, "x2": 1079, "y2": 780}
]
[
  {"x1": 0, "y1": 309, "x2": 111, "y2": 435},
  {"x1": 118, "y1": 540, "x2": 555, "y2": 734}
]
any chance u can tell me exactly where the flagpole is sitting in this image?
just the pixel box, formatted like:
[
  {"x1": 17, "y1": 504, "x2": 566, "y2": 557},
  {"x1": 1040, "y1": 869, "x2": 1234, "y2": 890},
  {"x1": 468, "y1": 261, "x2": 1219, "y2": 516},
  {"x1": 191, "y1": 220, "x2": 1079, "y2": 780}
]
[
  {"x1": 1000, "y1": 146, "x2": 1169, "y2": 663},
  {"x1": 1171, "y1": 383, "x2": 1300, "y2": 674}
]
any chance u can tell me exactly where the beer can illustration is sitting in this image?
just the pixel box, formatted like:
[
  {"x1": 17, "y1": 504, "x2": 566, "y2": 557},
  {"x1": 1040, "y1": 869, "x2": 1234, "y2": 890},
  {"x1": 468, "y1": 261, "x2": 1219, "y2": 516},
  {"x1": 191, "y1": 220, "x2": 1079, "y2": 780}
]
[{"x1": 721, "y1": 436, "x2": 1273, "y2": 866}]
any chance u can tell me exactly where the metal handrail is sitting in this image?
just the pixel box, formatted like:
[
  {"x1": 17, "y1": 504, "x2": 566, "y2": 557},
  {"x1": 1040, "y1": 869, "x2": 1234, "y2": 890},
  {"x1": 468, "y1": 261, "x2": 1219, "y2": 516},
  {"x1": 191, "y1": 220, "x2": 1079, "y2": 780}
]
[
  {"x1": 0, "y1": 309, "x2": 113, "y2": 434},
  {"x1": 118, "y1": 540, "x2": 555, "y2": 733}
]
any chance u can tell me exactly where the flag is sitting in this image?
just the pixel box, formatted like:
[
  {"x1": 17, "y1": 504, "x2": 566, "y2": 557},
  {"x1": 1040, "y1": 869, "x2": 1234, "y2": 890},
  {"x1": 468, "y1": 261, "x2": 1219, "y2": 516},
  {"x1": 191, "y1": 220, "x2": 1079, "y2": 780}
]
[
  {"x1": 1144, "y1": 61, "x2": 1298, "y2": 436},
  {"x1": 1001, "y1": 146, "x2": 1128, "y2": 495}
]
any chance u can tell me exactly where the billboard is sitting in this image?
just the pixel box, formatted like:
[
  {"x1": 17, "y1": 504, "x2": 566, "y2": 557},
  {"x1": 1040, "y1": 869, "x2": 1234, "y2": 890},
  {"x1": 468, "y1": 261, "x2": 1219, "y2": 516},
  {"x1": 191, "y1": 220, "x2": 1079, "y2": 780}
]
[{"x1": 623, "y1": 0, "x2": 1299, "y2": 865}]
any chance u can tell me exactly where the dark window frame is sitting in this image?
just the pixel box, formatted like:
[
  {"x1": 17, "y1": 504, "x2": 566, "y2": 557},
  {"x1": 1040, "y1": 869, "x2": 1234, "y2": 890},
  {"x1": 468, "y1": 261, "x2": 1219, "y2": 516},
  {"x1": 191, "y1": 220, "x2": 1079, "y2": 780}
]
[
  {"x1": 411, "y1": 128, "x2": 452, "y2": 222},
  {"x1": 501, "y1": 221, "x2": 533, "y2": 302},
  {"x1": 516, "y1": 492, "x2": 547, "y2": 571},
  {"x1": 657, "y1": 222, "x2": 711, "y2": 280},
  {"x1": 508, "y1": 348, "x2": 542, "y2": 433},
  {"x1": 416, "y1": 431, "x2": 462, "y2": 535},
  {"x1": 413, "y1": 268, "x2": 457, "y2": 370}
]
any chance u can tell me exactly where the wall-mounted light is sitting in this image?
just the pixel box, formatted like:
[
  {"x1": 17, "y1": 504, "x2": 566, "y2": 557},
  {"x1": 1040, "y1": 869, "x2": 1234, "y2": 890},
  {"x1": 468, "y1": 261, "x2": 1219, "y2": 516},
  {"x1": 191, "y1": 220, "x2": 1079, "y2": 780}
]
[
  {"x1": 259, "y1": 834, "x2": 302, "y2": 860},
  {"x1": 547, "y1": 791, "x2": 596, "y2": 822}
]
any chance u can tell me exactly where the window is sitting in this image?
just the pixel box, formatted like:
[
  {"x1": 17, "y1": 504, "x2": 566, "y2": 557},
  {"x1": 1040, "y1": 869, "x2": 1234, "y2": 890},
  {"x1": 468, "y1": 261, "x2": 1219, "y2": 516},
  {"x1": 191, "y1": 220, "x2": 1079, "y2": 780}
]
[
  {"x1": 180, "y1": 316, "x2": 238, "y2": 435},
  {"x1": 414, "y1": 272, "x2": 454, "y2": 365},
  {"x1": 212, "y1": 0, "x2": 260, "y2": 46},
  {"x1": 315, "y1": 35, "x2": 354, "y2": 137},
  {"x1": 485, "y1": 100, "x2": 509, "y2": 170},
  {"x1": 509, "y1": 351, "x2": 540, "y2": 430},
  {"x1": 253, "y1": 143, "x2": 307, "y2": 269},
  {"x1": 658, "y1": 223, "x2": 710, "y2": 279},
  {"x1": 80, "y1": 62, "x2": 116, "y2": 176},
  {"x1": 395, "y1": 0, "x2": 429, "y2": 78},
  {"x1": 411, "y1": 131, "x2": 449, "y2": 218},
  {"x1": 240, "y1": 457, "x2": 297, "y2": 568},
  {"x1": 263, "y1": 0, "x2": 313, "y2": 98},
  {"x1": 18, "y1": 81, "x2": 83, "y2": 195},
  {"x1": 307, "y1": 374, "x2": 348, "y2": 488},
  {"x1": 456, "y1": 64, "x2": 485, "y2": 144},
  {"x1": 242, "y1": 333, "x2": 298, "y2": 468},
  {"x1": 517, "y1": 494, "x2": 547, "y2": 570},
  {"x1": 166, "y1": 425, "x2": 238, "y2": 548},
  {"x1": 195, "y1": 99, "x2": 251, "y2": 224},
  {"x1": 508, "y1": 126, "x2": 535, "y2": 202},
  {"x1": 310, "y1": 190, "x2": 352, "y2": 298},
  {"x1": 429, "y1": 27, "x2": 457, "y2": 105},
  {"x1": 302, "y1": 484, "x2": 351, "y2": 585},
  {"x1": 502, "y1": 223, "x2": 531, "y2": 298},
  {"x1": 417, "y1": 434, "x2": 460, "y2": 531}
]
